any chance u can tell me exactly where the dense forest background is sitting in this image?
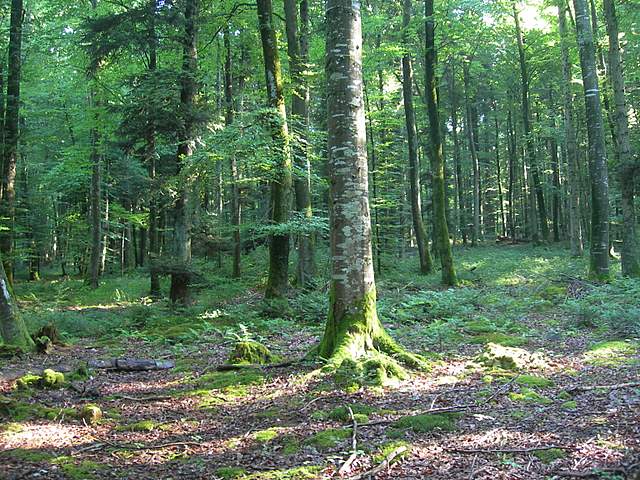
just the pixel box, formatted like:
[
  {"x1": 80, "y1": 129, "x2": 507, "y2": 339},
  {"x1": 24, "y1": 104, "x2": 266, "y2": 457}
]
[{"x1": 0, "y1": 0, "x2": 639, "y2": 479}]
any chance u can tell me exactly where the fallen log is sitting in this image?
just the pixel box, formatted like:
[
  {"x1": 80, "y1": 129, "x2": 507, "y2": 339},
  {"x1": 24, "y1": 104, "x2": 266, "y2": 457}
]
[{"x1": 88, "y1": 358, "x2": 175, "y2": 371}]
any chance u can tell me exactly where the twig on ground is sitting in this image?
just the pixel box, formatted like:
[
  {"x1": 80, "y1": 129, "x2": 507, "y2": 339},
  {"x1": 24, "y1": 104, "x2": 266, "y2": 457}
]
[
  {"x1": 567, "y1": 381, "x2": 640, "y2": 393},
  {"x1": 554, "y1": 467, "x2": 627, "y2": 478},
  {"x1": 337, "y1": 406, "x2": 359, "y2": 476},
  {"x1": 449, "y1": 445, "x2": 572, "y2": 454},
  {"x1": 348, "y1": 445, "x2": 408, "y2": 480}
]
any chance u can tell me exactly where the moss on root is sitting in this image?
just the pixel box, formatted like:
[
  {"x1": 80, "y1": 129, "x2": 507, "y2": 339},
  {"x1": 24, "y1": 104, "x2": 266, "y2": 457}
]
[{"x1": 227, "y1": 340, "x2": 275, "y2": 365}]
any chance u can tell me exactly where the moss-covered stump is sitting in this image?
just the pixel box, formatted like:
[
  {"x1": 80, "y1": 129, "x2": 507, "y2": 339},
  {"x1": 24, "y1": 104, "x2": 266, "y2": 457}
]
[
  {"x1": 15, "y1": 369, "x2": 65, "y2": 389},
  {"x1": 227, "y1": 340, "x2": 275, "y2": 365},
  {"x1": 79, "y1": 404, "x2": 102, "y2": 425},
  {"x1": 32, "y1": 323, "x2": 66, "y2": 346},
  {"x1": 476, "y1": 343, "x2": 547, "y2": 370}
]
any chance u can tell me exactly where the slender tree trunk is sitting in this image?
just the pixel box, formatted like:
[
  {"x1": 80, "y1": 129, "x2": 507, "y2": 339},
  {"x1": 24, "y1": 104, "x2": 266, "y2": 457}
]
[
  {"x1": 573, "y1": 0, "x2": 610, "y2": 279},
  {"x1": 86, "y1": 0, "x2": 102, "y2": 289},
  {"x1": 424, "y1": 0, "x2": 455, "y2": 285},
  {"x1": 558, "y1": 2, "x2": 584, "y2": 256},
  {"x1": 284, "y1": 0, "x2": 316, "y2": 287},
  {"x1": 513, "y1": 0, "x2": 548, "y2": 243},
  {"x1": 604, "y1": 0, "x2": 639, "y2": 277},
  {"x1": 224, "y1": 28, "x2": 242, "y2": 279},
  {"x1": 507, "y1": 109, "x2": 517, "y2": 240},
  {"x1": 495, "y1": 114, "x2": 506, "y2": 237},
  {"x1": 364, "y1": 83, "x2": 382, "y2": 274},
  {"x1": 448, "y1": 68, "x2": 466, "y2": 244},
  {"x1": 147, "y1": 0, "x2": 161, "y2": 296},
  {"x1": 257, "y1": 0, "x2": 293, "y2": 300},
  {"x1": 402, "y1": 0, "x2": 431, "y2": 275},
  {"x1": 463, "y1": 63, "x2": 480, "y2": 246}
]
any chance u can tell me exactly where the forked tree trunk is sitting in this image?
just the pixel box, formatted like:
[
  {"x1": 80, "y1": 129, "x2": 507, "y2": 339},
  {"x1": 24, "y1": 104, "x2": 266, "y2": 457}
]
[
  {"x1": 604, "y1": 0, "x2": 639, "y2": 277},
  {"x1": 0, "y1": 0, "x2": 24, "y2": 288},
  {"x1": 401, "y1": 0, "x2": 431, "y2": 275},
  {"x1": 573, "y1": 0, "x2": 610, "y2": 279},
  {"x1": 284, "y1": 0, "x2": 316, "y2": 287},
  {"x1": 257, "y1": 0, "x2": 293, "y2": 300},
  {"x1": 319, "y1": 0, "x2": 425, "y2": 371},
  {"x1": 558, "y1": 2, "x2": 584, "y2": 256},
  {"x1": 424, "y1": 0, "x2": 455, "y2": 285}
]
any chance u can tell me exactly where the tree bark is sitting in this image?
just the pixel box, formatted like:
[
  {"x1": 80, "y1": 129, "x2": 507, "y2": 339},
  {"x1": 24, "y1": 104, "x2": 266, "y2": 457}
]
[
  {"x1": 448, "y1": 67, "x2": 466, "y2": 244},
  {"x1": 402, "y1": 0, "x2": 431, "y2": 275},
  {"x1": 318, "y1": 0, "x2": 425, "y2": 372},
  {"x1": 424, "y1": 0, "x2": 455, "y2": 285},
  {"x1": 224, "y1": 28, "x2": 242, "y2": 279},
  {"x1": 558, "y1": 2, "x2": 584, "y2": 257},
  {"x1": 463, "y1": 63, "x2": 480, "y2": 246},
  {"x1": 257, "y1": 0, "x2": 293, "y2": 300},
  {"x1": 604, "y1": 0, "x2": 639, "y2": 277},
  {"x1": 0, "y1": 258, "x2": 33, "y2": 350},
  {"x1": 0, "y1": 0, "x2": 24, "y2": 288},
  {"x1": 573, "y1": 0, "x2": 610, "y2": 279},
  {"x1": 284, "y1": 0, "x2": 316, "y2": 287},
  {"x1": 513, "y1": 0, "x2": 548, "y2": 243}
]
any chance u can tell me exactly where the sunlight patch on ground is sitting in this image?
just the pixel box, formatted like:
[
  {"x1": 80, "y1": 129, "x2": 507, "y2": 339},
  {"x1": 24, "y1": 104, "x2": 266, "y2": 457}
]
[{"x1": 1, "y1": 422, "x2": 93, "y2": 449}]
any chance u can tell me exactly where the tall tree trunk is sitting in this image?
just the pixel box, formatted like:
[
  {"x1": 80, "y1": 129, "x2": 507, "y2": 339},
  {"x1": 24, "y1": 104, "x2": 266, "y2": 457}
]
[
  {"x1": 558, "y1": 2, "x2": 584, "y2": 256},
  {"x1": 224, "y1": 28, "x2": 242, "y2": 279},
  {"x1": 495, "y1": 114, "x2": 506, "y2": 237},
  {"x1": 402, "y1": 0, "x2": 431, "y2": 275},
  {"x1": 463, "y1": 63, "x2": 480, "y2": 246},
  {"x1": 86, "y1": 0, "x2": 102, "y2": 289},
  {"x1": 364, "y1": 83, "x2": 382, "y2": 274},
  {"x1": 147, "y1": 0, "x2": 161, "y2": 297},
  {"x1": 573, "y1": 0, "x2": 610, "y2": 279},
  {"x1": 513, "y1": 0, "x2": 548, "y2": 243},
  {"x1": 257, "y1": 0, "x2": 293, "y2": 300},
  {"x1": 424, "y1": 0, "x2": 455, "y2": 285},
  {"x1": 318, "y1": 0, "x2": 425, "y2": 374},
  {"x1": 604, "y1": 0, "x2": 639, "y2": 277},
  {"x1": 1, "y1": 0, "x2": 24, "y2": 288},
  {"x1": 170, "y1": 0, "x2": 199, "y2": 303},
  {"x1": 448, "y1": 67, "x2": 466, "y2": 244},
  {"x1": 284, "y1": 0, "x2": 316, "y2": 287},
  {"x1": 507, "y1": 109, "x2": 517, "y2": 240}
]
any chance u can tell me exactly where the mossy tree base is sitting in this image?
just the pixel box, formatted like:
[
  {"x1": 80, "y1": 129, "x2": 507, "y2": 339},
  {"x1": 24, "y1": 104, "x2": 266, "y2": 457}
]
[{"x1": 317, "y1": 287, "x2": 430, "y2": 389}]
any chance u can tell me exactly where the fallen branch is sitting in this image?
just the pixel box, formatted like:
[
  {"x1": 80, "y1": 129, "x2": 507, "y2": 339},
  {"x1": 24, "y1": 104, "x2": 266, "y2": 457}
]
[
  {"x1": 554, "y1": 467, "x2": 627, "y2": 478},
  {"x1": 348, "y1": 445, "x2": 408, "y2": 480},
  {"x1": 567, "y1": 381, "x2": 640, "y2": 394},
  {"x1": 338, "y1": 406, "x2": 359, "y2": 476},
  {"x1": 448, "y1": 445, "x2": 572, "y2": 454},
  {"x1": 88, "y1": 358, "x2": 175, "y2": 371}
]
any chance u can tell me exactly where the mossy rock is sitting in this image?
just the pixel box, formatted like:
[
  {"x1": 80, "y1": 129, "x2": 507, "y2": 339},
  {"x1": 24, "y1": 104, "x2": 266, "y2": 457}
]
[
  {"x1": 304, "y1": 427, "x2": 351, "y2": 451},
  {"x1": 390, "y1": 413, "x2": 460, "y2": 435},
  {"x1": 15, "y1": 369, "x2": 65, "y2": 390},
  {"x1": 508, "y1": 387, "x2": 553, "y2": 405},
  {"x1": 534, "y1": 448, "x2": 567, "y2": 464},
  {"x1": 476, "y1": 343, "x2": 547, "y2": 371},
  {"x1": 227, "y1": 341, "x2": 275, "y2": 365},
  {"x1": 80, "y1": 404, "x2": 102, "y2": 425}
]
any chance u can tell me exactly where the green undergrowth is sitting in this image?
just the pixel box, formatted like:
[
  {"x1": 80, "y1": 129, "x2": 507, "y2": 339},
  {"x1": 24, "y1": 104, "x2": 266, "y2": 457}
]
[
  {"x1": 215, "y1": 466, "x2": 322, "y2": 480},
  {"x1": 304, "y1": 427, "x2": 351, "y2": 451},
  {"x1": 584, "y1": 340, "x2": 638, "y2": 366}
]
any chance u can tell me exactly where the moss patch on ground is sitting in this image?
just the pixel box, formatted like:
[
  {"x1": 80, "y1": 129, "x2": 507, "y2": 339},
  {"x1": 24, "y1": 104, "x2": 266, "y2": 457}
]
[
  {"x1": 15, "y1": 369, "x2": 65, "y2": 390},
  {"x1": 115, "y1": 420, "x2": 160, "y2": 432},
  {"x1": 390, "y1": 413, "x2": 460, "y2": 435},
  {"x1": 51, "y1": 457, "x2": 106, "y2": 480},
  {"x1": 476, "y1": 343, "x2": 547, "y2": 370},
  {"x1": 253, "y1": 427, "x2": 281, "y2": 443},
  {"x1": 508, "y1": 387, "x2": 553, "y2": 405},
  {"x1": 184, "y1": 369, "x2": 265, "y2": 399},
  {"x1": 304, "y1": 427, "x2": 352, "y2": 451},
  {"x1": 514, "y1": 375, "x2": 554, "y2": 388},
  {"x1": 372, "y1": 440, "x2": 411, "y2": 463},
  {"x1": 534, "y1": 448, "x2": 567, "y2": 464},
  {"x1": 584, "y1": 340, "x2": 638, "y2": 366}
]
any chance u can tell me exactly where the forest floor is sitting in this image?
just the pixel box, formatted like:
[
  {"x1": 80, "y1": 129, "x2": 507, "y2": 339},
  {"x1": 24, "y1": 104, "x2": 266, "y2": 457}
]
[{"x1": 1, "y1": 244, "x2": 639, "y2": 480}]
